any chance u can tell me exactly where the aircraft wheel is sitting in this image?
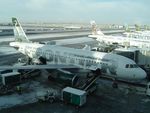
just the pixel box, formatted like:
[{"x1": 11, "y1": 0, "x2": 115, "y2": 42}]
[
  {"x1": 112, "y1": 82, "x2": 118, "y2": 88},
  {"x1": 48, "y1": 76, "x2": 55, "y2": 81},
  {"x1": 49, "y1": 98, "x2": 54, "y2": 103}
]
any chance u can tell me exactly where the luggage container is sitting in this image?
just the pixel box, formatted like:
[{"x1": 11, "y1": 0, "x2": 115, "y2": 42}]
[
  {"x1": 0, "y1": 72, "x2": 21, "y2": 86},
  {"x1": 62, "y1": 87, "x2": 86, "y2": 106},
  {"x1": 48, "y1": 69, "x2": 79, "y2": 87}
]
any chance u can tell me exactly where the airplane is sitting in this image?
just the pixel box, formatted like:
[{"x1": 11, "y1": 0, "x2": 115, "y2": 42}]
[
  {"x1": 0, "y1": 17, "x2": 146, "y2": 85},
  {"x1": 88, "y1": 21, "x2": 150, "y2": 49},
  {"x1": 123, "y1": 24, "x2": 150, "y2": 41},
  {"x1": 124, "y1": 31, "x2": 150, "y2": 40}
]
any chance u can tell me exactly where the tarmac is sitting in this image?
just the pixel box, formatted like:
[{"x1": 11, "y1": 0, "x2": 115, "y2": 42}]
[
  {"x1": 0, "y1": 82, "x2": 150, "y2": 113},
  {"x1": 0, "y1": 33, "x2": 150, "y2": 113}
]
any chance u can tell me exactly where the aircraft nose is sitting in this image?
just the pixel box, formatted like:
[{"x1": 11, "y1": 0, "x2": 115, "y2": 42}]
[{"x1": 135, "y1": 69, "x2": 147, "y2": 80}]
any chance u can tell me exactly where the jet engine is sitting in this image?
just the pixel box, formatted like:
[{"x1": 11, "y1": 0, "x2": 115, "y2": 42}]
[{"x1": 39, "y1": 56, "x2": 47, "y2": 64}]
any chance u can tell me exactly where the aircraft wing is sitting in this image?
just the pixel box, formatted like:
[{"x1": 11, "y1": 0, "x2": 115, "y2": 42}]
[{"x1": 0, "y1": 64, "x2": 78, "y2": 70}]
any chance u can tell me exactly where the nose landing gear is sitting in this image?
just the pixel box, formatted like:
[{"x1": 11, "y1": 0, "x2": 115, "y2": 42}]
[{"x1": 112, "y1": 80, "x2": 118, "y2": 88}]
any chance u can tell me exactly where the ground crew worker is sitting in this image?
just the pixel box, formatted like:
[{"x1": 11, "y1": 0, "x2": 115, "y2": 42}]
[{"x1": 16, "y1": 86, "x2": 22, "y2": 95}]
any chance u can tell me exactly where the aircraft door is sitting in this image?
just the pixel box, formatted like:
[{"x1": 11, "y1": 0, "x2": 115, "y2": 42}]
[{"x1": 108, "y1": 60, "x2": 118, "y2": 76}]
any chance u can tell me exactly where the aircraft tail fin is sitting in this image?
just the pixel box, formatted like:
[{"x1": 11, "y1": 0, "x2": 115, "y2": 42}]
[
  {"x1": 135, "y1": 24, "x2": 141, "y2": 31},
  {"x1": 90, "y1": 20, "x2": 104, "y2": 35},
  {"x1": 12, "y1": 17, "x2": 30, "y2": 42},
  {"x1": 144, "y1": 25, "x2": 148, "y2": 30},
  {"x1": 124, "y1": 24, "x2": 130, "y2": 32}
]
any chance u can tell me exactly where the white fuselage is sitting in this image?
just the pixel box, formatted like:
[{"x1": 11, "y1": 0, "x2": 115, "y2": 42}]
[
  {"x1": 10, "y1": 42, "x2": 146, "y2": 81},
  {"x1": 89, "y1": 34, "x2": 150, "y2": 49},
  {"x1": 125, "y1": 31, "x2": 150, "y2": 40}
]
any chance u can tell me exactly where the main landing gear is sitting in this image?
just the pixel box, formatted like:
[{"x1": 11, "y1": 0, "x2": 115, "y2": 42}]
[{"x1": 112, "y1": 80, "x2": 118, "y2": 88}]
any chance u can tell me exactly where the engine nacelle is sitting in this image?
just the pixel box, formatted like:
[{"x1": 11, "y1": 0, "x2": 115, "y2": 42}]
[{"x1": 39, "y1": 56, "x2": 47, "y2": 64}]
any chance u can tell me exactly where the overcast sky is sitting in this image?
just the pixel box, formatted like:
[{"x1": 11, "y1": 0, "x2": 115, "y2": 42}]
[{"x1": 0, "y1": 0, "x2": 149, "y2": 24}]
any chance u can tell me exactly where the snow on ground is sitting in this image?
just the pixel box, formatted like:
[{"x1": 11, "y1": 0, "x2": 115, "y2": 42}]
[
  {"x1": 0, "y1": 46, "x2": 19, "y2": 56},
  {"x1": 0, "y1": 81, "x2": 47, "y2": 109}
]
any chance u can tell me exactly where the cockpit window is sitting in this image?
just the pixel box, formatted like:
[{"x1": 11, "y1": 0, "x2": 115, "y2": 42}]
[
  {"x1": 125, "y1": 64, "x2": 139, "y2": 68},
  {"x1": 130, "y1": 64, "x2": 133, "y2": 68},
  {"x1": 133, "y1": 64, "x2": 139, "y2": 68},
  {"x1": 125, "y1": 64, "x2": 129, "y2": 68}
]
